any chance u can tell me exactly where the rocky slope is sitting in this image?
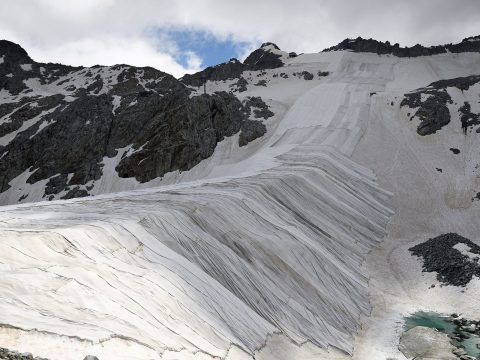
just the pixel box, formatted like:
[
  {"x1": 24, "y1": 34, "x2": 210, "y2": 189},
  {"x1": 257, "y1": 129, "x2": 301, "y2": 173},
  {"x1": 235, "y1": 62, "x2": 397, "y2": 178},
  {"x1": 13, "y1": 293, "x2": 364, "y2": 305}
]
[
  {"x1": 4, "y1": 35, "x2": 479, "y2": 205},
  {"x1": 0, "y1": 40, "x2": 273, "y2": 203},
  {"x1": 324, "y1": 35, "x2": 480, "y2": 57}
]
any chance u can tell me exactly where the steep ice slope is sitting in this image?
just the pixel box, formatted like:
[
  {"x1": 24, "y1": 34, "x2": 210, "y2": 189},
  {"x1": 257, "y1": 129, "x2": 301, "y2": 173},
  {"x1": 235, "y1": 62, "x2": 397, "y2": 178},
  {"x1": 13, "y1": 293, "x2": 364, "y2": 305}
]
[{"x1": 0, "y1": 49, "x2": 479, "y2": 360}]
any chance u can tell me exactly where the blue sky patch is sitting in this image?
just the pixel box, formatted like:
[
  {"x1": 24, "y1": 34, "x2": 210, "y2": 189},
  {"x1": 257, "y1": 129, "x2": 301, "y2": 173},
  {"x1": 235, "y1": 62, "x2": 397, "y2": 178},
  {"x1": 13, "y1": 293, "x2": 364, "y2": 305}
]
[{"x1": 158, "y1": 29, "x2": 256, "y2": 69}]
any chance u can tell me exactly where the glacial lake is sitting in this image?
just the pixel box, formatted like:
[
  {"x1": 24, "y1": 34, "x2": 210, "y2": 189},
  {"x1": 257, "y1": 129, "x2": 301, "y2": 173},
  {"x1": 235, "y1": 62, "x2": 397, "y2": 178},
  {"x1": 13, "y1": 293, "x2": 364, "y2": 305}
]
[{"x1": 404, "y1": 311, "x2": 480, "y2": 359}]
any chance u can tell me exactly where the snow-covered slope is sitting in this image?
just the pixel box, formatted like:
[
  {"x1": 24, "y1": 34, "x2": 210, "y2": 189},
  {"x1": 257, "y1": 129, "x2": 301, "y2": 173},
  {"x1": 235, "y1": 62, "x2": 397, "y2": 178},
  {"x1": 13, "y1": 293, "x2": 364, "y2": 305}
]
[{"x1": 0, "y1": 40, "x2": 480, "y2": 360}]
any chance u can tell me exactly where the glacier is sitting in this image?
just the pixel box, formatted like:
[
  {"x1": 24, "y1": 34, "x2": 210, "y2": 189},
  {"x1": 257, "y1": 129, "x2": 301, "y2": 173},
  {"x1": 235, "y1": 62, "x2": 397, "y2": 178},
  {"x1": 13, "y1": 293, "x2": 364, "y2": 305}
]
[{"x1": 0, "y1": 45, "x2": 480, "y2": 360}]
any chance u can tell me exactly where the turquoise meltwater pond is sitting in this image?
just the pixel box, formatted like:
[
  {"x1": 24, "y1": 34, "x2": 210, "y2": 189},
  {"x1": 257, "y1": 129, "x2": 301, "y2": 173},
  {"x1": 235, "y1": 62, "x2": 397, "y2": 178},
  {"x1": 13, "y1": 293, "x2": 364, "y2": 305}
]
[{"x1": 404, "y1": 311, "x2": 480, "y2": 359}]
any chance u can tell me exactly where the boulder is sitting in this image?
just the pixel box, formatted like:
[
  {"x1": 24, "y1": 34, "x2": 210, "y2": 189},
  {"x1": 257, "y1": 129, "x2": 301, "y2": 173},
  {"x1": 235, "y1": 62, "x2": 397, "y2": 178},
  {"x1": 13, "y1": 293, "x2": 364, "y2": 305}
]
[{"x1": 398, "y1": 326, "x2": 457, "y2": 360}]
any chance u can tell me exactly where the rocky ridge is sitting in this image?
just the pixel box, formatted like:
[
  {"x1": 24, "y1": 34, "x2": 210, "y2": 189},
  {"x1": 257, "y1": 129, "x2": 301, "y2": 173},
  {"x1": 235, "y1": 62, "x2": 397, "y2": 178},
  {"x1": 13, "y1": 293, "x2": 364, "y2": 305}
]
[
  {"x1": 0, "y1": 40, "x2": 273, "y2": 201},
  {"x1": 0, "y1": 347, "x2": 49, "y2": 360},
  {"x1": 1, "y1": 35, "x2": 480, "y2": 203},
  {"x1": 324, "y1": 35, "x2": 480, "y2": 57},
  {"x1": 181, "y1": 42, "x2": 293, "y2": 86},
  {"x1": 401, "y1": 75, "x2": 480, "y2": 135}
]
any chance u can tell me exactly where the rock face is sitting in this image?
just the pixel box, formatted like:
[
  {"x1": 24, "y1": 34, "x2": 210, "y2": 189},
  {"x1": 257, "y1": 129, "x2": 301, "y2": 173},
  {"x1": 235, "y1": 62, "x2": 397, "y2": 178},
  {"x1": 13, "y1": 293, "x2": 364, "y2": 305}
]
[
  {"x1": 324, "y1": 35, "x2": 480, "y2": 57},
  {"x1": 409, "y1": 233, "x2": 480, "y2": 286},
  {"x1": 1, "y1": 36, "x2": 479, "y2": 204},
  {"x1": 243, "y1": 42, "x2": 285, "y2": 70},
  {"x1": 399, "y1": 326, "x2": 457, "y2": 360},
  {"x1": 180, "y1": 58, "x2": 245, "y2": 87},
  {"x1": 401, "y1": 75, "x2": 480, "y2": 135},
  {"x1": 115, "y1": 91, "x2": 247, "y2": 183},
  {"x1": 0, "y1": 347, "x2": 49, "y2": 360},
  {"x1": 0, "y1": 40, "x2": 274, "y2": 201},
  {"x1": 239, "y1": 120, "x2": 267, "y2": 147},
  {"x1": 181, "y1": 42, "x2": 291, "y2": 86}
]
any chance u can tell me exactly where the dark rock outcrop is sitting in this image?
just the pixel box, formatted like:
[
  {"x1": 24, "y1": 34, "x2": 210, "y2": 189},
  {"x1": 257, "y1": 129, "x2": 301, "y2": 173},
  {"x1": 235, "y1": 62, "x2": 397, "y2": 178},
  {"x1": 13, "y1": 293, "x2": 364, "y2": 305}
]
[
  {"x1": 239, "y1": 120, "x2": 267, "y2": 147},
  {"x1": 244, "y1": 97, "x2": 274, "y2": 120},
  {"x1": 293, "y1": 71, "x2": 314, "y2": 80},
  {"x1": 324, "y1": 35, "x2": 480, "y2": 57},
  {"x1": 429, "y1": 75, "x2": 480, "y2": 91},
  {"x1": 0, "y1": 347, "x2": 49, "y2": 360},
  {"x1": 459, "y1": 101, "x2": 480, "y2": 134},
  {"x1": 243, "y1": 43, "x2": 284, "y2": 71},
  {"x1": 400, "y1": 75, "x2": 480, "y2": 135},
  {"x1": 181, "y1": 58, "x2": 245, "y2": 87},
  {"x1": 181, "y1": 42, "x2": 290, "y2": 87},
  {"x1": 409, "y1": 233, "x2": 480, "y2": 286},
  {"x1": 0, "y1": 40, "x2": 79, "y2": 95},
  {"x1": 0, "y1": 40, "x2": 268, "y2": 200},
  {"x1": 115, "y1": 91, "x2": 247, "y2": 182},
  {"x1": 401, "y1": 88, "x2": 452, "y2": 135},
  {"x1": 231, "y1": 77, "x2": 248, "y2": 92}
]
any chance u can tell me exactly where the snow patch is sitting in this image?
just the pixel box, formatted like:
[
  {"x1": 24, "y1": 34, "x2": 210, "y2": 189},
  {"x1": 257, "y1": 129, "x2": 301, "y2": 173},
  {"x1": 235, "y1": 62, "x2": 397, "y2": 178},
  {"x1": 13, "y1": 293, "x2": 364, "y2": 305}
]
[
  {"x1": 20, "y1": 63, "x2": 32, "y2": 71},
  {"x1": 111, "y1": 95, "x2": 121, "y2": 114},
  {"x1": 0, "y1": 104, "x2": 60, "y2": 146},
  {"x1": 453, "y1": 243, "x2": 480, "y2": 261},
  {"x1": 29, "y1": 118, "x2": 56, "y2": 138}
]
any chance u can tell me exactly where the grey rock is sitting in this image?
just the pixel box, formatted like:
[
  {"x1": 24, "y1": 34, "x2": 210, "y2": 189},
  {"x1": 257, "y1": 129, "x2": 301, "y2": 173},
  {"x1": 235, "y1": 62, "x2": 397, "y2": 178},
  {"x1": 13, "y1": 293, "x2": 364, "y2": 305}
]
[
  {"x1": 298, "y1": 71, "x2": 314, "y2": 80},
  {"x1": 398, "y1": 326, "x2": 457, "y2": 360},
  {"x1": 453, "y1": 348, "x2": 467, "y2": 355},
  {"x1": 243, "y1": 97, "x2": 274, "y2": 120},
  {"x1": 324, "y1": 35, "x2": 480, "y2": 57},
  {"x1": 44, "y1": 174, "x2": 69, "y2": 196},
  {"x1": 181, "y1": 58, "x2": 245, "y2": 87},
  {"x1": 231, "y1": 77, "x2": 248, "y2": 92},
  {"x1": 0, "y1": 347, "x2": 48, "y2": 360},
  {"x1": 459, "y1": 101, "x2": 480, "y2": 134},
  {"x1": 409, "y1": 233, "x2": 480, "y2": 286},
  {"x1": 243, "y1": 43, "x2": 284, "y2": 71},
  {"x1": 1, "y1": 41, "x2": 264, "y2": 200},
  {"x1": 181, "y1": 43, "x2": 285, "y2": 87},
  {"x1": 115, "y1": 91, "x2": 248, "y2": 183},
  {"x1": 254, "y1": 79, "x2": 267, "y2": 87},
  {"x1": 61, "y1": 187, "x2": 90, "y2": 200},
  {"x1": 399, "y1": 76, "x2": 480, "y2": 135},
  {"x1": 401, "y1": 87, "x2": 452, "y2": 136},
  {"x1": 239, "y1": 120, "x2": 267, "y2": 147}
]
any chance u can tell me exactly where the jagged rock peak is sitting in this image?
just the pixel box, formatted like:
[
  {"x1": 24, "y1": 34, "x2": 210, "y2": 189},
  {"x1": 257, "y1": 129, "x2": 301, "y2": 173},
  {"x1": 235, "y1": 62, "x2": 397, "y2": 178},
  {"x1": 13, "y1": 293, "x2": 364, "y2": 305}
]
[
  {"x1": 243, "y1": 42, "x2": 286, "y2": 71},
  {"x1": 181, "y1": 42, "x2": 287, "y2": 86},
  {"x1": 324, "y1": 35, "x2": 480, "y2": 57},
  {"x1": 0, "y1": 39, "x2": 33, "y2": 63},
  {"x1": 260, "y1": 42, "x2": 280, "y2": 50},
  {"x1": 463, "y1": 35, "x2": 480, "y2": 42}
]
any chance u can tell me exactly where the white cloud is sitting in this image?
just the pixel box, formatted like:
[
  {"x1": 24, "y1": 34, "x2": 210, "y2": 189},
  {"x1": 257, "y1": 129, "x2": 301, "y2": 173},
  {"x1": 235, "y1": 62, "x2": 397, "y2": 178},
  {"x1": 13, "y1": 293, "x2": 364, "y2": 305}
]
[
  {"x1": 183, "y1": 51, "x2": 203, "y2": 70},
  {"x1": 0, "y1": 0, "x2": 479, "y2": 77},
  {"x1": 24, "y1": 36, "x2": 202, "y2": 78}
]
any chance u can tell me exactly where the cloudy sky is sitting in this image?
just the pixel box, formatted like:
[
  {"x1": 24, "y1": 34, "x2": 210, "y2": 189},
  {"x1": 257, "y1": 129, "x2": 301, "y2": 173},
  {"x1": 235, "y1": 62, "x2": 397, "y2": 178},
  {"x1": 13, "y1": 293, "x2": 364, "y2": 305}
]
[{"x1": 1, "y1": 0, "x2": 479, "y2": 77}]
